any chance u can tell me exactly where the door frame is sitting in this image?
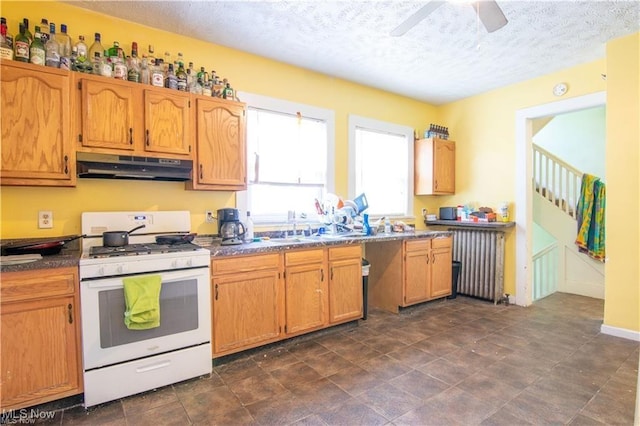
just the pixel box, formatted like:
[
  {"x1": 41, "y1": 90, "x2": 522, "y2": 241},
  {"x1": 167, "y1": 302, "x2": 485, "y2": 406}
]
[{"x1": 514, "y1": 91, "x2": 606, "y2": 307}]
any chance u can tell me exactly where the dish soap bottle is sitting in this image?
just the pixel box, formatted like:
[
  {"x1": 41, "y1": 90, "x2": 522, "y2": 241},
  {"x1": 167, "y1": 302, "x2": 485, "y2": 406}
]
[
  {"x1": 245, "y1": 211, "x2": 254, "y2": 242},
  {"x1": 363, "y1": 214, "x2": 371, "y2": 236}
]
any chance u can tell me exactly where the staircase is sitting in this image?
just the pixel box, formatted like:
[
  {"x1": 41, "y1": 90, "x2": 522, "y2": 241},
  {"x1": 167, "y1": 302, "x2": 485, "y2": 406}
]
[{"x1": 532, "y1": 143, "x2": 604, "y2": 300}]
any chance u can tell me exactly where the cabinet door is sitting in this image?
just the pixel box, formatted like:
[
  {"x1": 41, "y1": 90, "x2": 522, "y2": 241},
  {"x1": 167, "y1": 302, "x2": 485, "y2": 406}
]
[
  {"x1": 1, "y1": 296, "x2": 80, "y2": 409},
  {"x1": 285, "y1": 263, "x2": 327, "y2": 334},
  {"x1": 78, "y1": 79, "x2": 135, "y2": 151},
  {"x1": 404, "y1": 249, "x2": 430, "y2": 305},
  {"x1": 433, "y1": 139, "x2": 455, "y2": 194},
  {"x1": 430, "y1": 247, "x2": 453, "y2": 298},
  {"x1": 329, "y1": 257, "x2": 363, "y2": 323},
  {"x1": 1, "y1": 62, "x2": 74, "y2": 186},
  {"x1": 191, "y1": 97, "x2": 246, "y2": 190},
  {"x1": 414, "y1": 138, "x2": 455, "y2": 195},
  {"x1": 212, "y1": 270, "x2": 280, "y2": 354},
  {"x1": 144, "y1": 90, "x2": 191, "y2": 156}
]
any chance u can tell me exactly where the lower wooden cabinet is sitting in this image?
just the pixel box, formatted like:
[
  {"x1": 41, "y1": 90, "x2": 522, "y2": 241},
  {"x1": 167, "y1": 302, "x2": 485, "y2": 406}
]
[
  {"x1": 403, "y1": 237, "x2": 453, "y2": 306},
  {"x1": 211, "y1": 245, "x2": 362, "y2": 358},
  {"x1": 366, "y1": 236, "x2": 452, "y2": 313},
  {"x1": 328, "y1": 245, "x2": 363, "y2": 324},
  {"x1": 284, "y1": 249, "x2": 328, "y2": 335},
  {"x1": 211, "y1": 253, "x2": 281, "y2": 356},
  {"x1": 0, "y1": 267, "x2": 82, "y2": 410}
]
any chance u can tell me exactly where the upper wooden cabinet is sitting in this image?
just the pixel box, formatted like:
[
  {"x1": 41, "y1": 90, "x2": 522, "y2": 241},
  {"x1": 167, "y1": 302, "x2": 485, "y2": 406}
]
[
  {"x1": 0, "y1": 60, "x2": 75, "y2": 186},
  {"x1": 144, "y1": 90, "x2": 191, "y2": 156},
  {"x1": 73, "y1": 73, "x2": 192, "y2": 159},
  {"x1": 187, "y1": 96, "x2": 246, "y2": 191},
  {"x1": 415, "y1": 137, "x2": 455, "y2": 195},
  {"x1": 77, "y1": 78, "x2": 136, "y2": 151}
]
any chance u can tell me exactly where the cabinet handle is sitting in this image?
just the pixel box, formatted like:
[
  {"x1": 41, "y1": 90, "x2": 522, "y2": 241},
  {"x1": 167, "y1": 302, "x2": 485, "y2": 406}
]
[
  {"x1": 199, "y1": 164, "x2": 203, "y2": 179},
  {"x1": 320, "y1": 269, "x2": 324, "y2": 281},
  {"x1": 432, "y1": 253, "x2": 436, "y2": 264},
  {"x1": 68, "y1": 304, "x2": 73, "y2": 324},
  {"x1": 426, "y1": 254, "x2": 430, "y2": 264},
  {"x1": 215, "y1": 284, "x2": 219, "y2": 300},
  {"x1": 435, "y1": 180, "x2": 438, "y2": 189},
  {"x1": 145, "y1": 129, "x2": 150, "y2": 146},
  {"x1": 129, "y1": 128, "x2": 133, "y2": 144},
  {"x1": 63, "y1": 155, "x2": 69, "y2": 174},
  {"x1": 330, "y1": 268, "x2": 333, "y2": 280}
]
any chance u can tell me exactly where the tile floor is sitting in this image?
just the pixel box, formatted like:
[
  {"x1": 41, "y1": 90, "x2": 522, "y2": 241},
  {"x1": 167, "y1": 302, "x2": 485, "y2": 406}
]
[{"x1": 22, "y1": 293, "x2": 640, "y2": 425}]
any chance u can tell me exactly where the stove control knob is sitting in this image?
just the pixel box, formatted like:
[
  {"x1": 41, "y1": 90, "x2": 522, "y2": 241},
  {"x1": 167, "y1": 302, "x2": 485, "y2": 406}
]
[
  {"x1": 186, "y1": 258, "x2": 193, "y2": 267},
  {"x1": 117, "y1": 264, "x2": 128, "y2": 274},
  {"x1": 98, "y1": 266, "x2": 105, "y2": 276}
]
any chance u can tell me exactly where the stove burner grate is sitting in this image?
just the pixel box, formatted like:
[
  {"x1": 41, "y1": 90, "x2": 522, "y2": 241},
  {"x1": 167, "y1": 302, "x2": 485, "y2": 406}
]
[{"x1": 89, "y1": 242, "x2": 201, "y2": 258}]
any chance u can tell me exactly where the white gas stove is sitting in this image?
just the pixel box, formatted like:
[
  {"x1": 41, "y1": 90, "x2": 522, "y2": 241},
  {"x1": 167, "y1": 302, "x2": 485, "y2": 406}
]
[{"x1": 79, "y1": 211, "x2": 212, "y2": 407}]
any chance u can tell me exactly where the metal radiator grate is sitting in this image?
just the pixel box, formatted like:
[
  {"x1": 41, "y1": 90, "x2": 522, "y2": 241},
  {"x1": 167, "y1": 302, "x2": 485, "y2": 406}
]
[{"x1": 449, "y1": 228, "x2": 505, "y2": 303}]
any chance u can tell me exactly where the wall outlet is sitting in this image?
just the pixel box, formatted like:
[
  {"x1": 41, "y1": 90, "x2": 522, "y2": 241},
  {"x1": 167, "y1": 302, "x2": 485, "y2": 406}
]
[
  {"x1": 205, "y1": 210, "x2": 215, "y2": 223},
  {"x1": 38, "y1": 210, "x2": 53, "y2": 229}
]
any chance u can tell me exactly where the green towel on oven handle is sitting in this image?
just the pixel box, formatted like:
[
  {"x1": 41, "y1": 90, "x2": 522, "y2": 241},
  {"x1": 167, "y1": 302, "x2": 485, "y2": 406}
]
[{"x1": 123, "y1": 275, "x2": 162, "y2": 330}]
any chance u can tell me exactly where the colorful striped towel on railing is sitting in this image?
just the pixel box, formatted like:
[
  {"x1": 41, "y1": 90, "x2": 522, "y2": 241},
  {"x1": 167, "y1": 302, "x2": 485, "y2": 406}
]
[{"x1": 575, "y1": 174, "x2": 606, "y2": 261}]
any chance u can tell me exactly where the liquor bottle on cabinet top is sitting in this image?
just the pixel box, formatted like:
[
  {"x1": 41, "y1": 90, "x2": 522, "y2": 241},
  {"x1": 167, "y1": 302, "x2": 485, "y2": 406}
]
[
  {"x1": 57, "y1": 24, "x2": 72, "y2": 69},
  {"x1": 176, "y1": 61, "x2": 187, "y2": 91},
  {"x1": 29, "y1": 26, "x2": 46, "y2": 66},
  {"x1": 139, "y1": 56, "x2": 150, "y2": 84},
  {"x1": 22, "y1": 18, "x2": 33, "y2": 43},
  {"x1": 88, "y1": 32, "x2": 104, "y2": 63},
  {"x1": 127, "y1": 42, "x2": 140, "y2": 82},
  {"x1": 165, "y1": 63, "x2": 178, "y2": 90},
  {"x1": 146, "y1": 44, "x2": 156, "y2": 64},
  {"x1": 0, "y1": 22, "x2": 13, "y2": 60},
  {"x1": 1, "y1": 17, "x2": 13, "y2": 49},
  {"x1": 39, "y1": 18, "x2": 49, "y2": 43},
  {"x1": 151, "y1": 58, "x2": 164, "y2": 87},
  {"x1": 45, "y1": 23, "x2": 60, "y2": 67},
  {"x1": 13, "y1": 23, "x2": 29, "y2": 62}
]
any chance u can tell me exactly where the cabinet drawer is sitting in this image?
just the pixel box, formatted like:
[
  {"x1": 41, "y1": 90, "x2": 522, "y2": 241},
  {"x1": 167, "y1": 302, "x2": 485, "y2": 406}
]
[
  {"x1": 328, "y1": 245, "x2": 361, "y2": 261},
  {"x1": 0, "y1": 267, "x2": 77, "y2": 303},
  {"x1": 285, "y1": 249, "x2": 324, "y2": 266},
  {"x1": 431, "y1": 236, "x2": 452, "y2": 249},
  {"x1": 212, "y1": 253, "x2": 280, "y2": 275},
  {"x1": 405, "y1": 239, "x2": 430, "y2": 252}
]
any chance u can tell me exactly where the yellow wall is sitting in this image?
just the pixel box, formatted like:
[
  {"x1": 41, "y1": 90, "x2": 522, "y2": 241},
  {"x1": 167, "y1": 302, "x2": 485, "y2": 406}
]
[
  {"x1": 436, "y1": 60, "x2": 606, "y2": 297},
  {"x1": 603, "y1": 32, "x2": 640, "y2": 332},
  {"x1": 0, "y1": 1, "x2": 436, "y2": 238},
  {"x1": 2, "y1": 3, "x2": 639, "y2": 333}
]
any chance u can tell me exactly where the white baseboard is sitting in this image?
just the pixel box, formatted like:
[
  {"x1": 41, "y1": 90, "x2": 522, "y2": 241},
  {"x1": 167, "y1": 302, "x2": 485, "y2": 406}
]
[{"x1": 601, "y1": 324, "x2": 640, "y2": 342}]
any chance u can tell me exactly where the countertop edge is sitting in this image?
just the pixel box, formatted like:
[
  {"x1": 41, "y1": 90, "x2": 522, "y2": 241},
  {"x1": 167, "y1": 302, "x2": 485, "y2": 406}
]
[{"x1": 425, "y1": 220, "x2": 516, "y2": 229}]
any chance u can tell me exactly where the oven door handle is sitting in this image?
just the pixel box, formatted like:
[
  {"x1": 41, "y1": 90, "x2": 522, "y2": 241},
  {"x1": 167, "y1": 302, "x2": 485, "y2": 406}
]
[{"x1": 85, "y1": 269, "x2": 208, "y2": 289}]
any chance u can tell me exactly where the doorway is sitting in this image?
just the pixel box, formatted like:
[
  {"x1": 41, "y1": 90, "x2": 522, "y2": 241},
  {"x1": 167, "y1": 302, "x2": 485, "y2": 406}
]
[{"x1": 514, "y1": 92, "x2": 606, "y2": 307}]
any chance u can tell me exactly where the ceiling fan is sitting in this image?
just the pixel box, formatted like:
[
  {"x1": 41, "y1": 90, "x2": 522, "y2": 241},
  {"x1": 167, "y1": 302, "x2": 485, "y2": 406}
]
[{"x1": 390, "y1": 0, "x2": 508, "y2": 36}]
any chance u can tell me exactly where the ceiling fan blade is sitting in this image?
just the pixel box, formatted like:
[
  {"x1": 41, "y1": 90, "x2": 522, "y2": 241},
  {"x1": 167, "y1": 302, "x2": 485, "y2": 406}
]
[
  {"x1": 390, "y1": 0, "x2": 446, "y2": 37},
  {"x1": 471, "y1": 0, "x2": 508, "y2": 33}
]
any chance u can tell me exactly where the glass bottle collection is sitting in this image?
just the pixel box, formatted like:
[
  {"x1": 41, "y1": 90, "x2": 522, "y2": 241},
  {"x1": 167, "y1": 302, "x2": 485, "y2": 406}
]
[{"x1": 0, "y1": 17, "x2": 237, "y2": 100}]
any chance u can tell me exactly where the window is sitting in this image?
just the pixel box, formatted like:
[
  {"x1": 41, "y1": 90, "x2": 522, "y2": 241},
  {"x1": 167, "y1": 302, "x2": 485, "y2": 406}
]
[
  {"x1": 348, "y1": 115, "x2": 414, "y2": 218},
  {"x1": 237, "y1": 93, "x2": 335, "y2": 224}
]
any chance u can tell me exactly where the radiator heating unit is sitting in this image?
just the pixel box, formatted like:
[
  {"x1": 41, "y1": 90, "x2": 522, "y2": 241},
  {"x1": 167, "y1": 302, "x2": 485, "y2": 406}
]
[{"x1": 449, "y1": 228, "x2": 505, "y2": 303}]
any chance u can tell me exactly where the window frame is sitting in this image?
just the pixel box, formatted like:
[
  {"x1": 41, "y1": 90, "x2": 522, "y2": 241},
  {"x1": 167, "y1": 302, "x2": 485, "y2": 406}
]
[
  {"x1": 236, "y1": 92, "x2": 335, "y2": 225},
  {"x1": 348, "y1": 114, "x2": 415, "y2": 220}
]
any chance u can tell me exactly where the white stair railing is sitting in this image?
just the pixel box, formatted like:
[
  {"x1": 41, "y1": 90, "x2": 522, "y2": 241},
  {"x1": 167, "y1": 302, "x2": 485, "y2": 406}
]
[
  {"x1": 532, "y1": 144, "x2": 582, "y2": 219},
  {"x1": 533, "y1": 242, "x2": 559, "y2": 301}
]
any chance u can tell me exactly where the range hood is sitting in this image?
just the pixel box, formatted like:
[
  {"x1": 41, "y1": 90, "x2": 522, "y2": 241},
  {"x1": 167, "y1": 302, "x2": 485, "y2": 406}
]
[{"x1": 77, "y1": 152, "x2": 193, "y2": 182}]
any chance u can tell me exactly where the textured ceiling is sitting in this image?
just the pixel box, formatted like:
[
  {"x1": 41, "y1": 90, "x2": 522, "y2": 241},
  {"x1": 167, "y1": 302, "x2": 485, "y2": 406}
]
[{"x1": 69, "y1": 0, "x2": 640, "y2": 105}]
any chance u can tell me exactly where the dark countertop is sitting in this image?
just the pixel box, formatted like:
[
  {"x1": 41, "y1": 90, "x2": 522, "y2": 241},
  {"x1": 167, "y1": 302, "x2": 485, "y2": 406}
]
[
  {"x1": 0, "y1": 248, "x2": 81, "y2": 273},
  {"x1": 425, "y1": 220, "x2": 516, "y2": 229},
  {"x1": 1, "y1": 230, "x2": 452, "y2": 272},
  {"x1": 203, "y1": 230, "x2": 453, "y2": 257}
]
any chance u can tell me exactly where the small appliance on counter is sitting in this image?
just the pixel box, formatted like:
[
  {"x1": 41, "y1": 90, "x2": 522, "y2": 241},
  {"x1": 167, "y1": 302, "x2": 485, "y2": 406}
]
[
  {"x1": 217, "y1": 208, "x2": 246, "y2": 245},
  {"x1": 439, "y1": 207, "x2": 457, "y2": 220}
]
